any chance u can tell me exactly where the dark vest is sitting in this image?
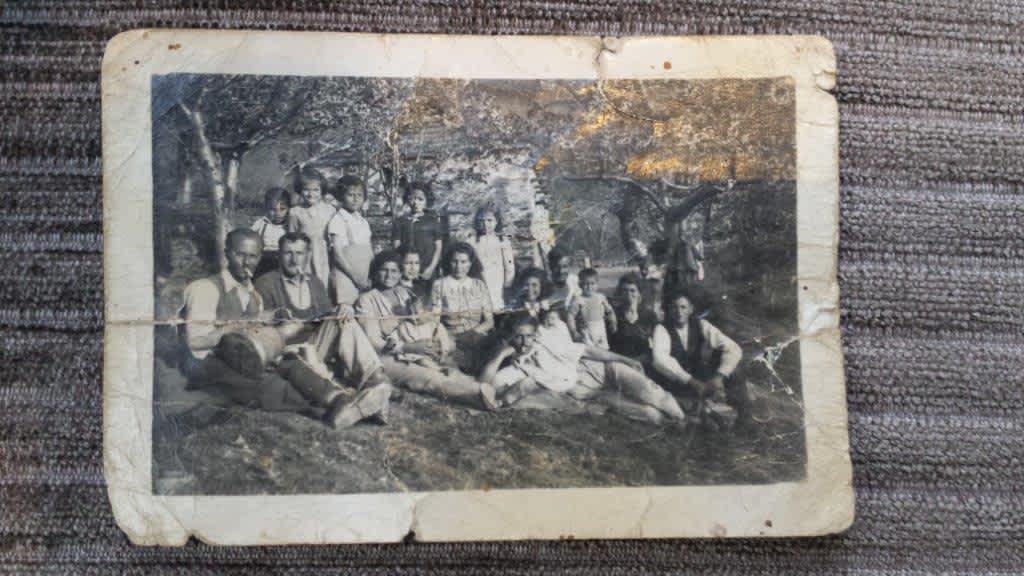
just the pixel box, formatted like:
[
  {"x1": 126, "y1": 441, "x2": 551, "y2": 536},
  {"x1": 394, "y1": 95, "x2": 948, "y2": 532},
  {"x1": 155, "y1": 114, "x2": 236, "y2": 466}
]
[
  {"x1": 255, "y1": 270, "x2": 332, "y2": 321},
  {"x1": 213, "y1": 274, "x2": 262, "y2": 321},
  {"x1": 666, "y1": 317, "x2": 721, "y2": 380}
]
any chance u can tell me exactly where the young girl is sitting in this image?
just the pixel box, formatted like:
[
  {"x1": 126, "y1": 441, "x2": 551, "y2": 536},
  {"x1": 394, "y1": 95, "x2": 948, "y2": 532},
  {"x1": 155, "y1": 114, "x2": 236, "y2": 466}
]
[
  {"x1": 286, "y1": 165, "x2": 336, "y2": 288},
  {"x1": 326, "y1": 175, "x2": 374, "y2": 305},
  {"x1": 468, "y1": 204, "x2": 515, "y2": 310},
  {"x1": 391, "y1": 182, "x2": 443, "y2": 280},
  {"x1": 567, "y1": 267, "x2": 616, "y2": 349},
  {"x1": 250, "y1": 186, "x2": 290, "y2": 278},
  {"x1": 510, "y1": 267, "x2": 549, "y2": 319},
  {"x1": 429, "y1": 242, "x2": 494, "y2": 372}
]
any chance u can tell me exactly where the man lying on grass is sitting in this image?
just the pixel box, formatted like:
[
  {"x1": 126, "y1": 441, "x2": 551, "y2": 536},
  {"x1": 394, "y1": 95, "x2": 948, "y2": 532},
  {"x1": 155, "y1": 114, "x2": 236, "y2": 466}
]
[{"x1": 479, "y1": 310, "x2": 686, "y2": 425}]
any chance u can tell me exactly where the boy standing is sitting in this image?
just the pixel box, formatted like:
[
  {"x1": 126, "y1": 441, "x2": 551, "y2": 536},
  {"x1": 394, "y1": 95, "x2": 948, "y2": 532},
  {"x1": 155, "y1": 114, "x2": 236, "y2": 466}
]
[{"x1": 567, "y1": 268, "x2": 616, "y2": 348}]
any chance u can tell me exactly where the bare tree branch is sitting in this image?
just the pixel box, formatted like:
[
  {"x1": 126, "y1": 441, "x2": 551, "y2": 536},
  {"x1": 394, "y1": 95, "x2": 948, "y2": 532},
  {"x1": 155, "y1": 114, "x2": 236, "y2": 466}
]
[{"x1": 561, "y1": 175, "x2": 668, "y2": 214}]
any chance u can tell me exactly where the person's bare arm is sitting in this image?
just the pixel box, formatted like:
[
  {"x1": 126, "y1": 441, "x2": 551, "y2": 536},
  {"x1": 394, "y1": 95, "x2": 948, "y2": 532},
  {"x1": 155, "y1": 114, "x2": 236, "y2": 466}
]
[
  {"x1": 422, "y1": 239, "x2": 442, "y2": 278},
  {"x1": 287, "y1": 209, "x2": 308, "y2": 235},
  {"x1": 474, "y1": 307, "x2": 495, "y2": 335},
  {"x1": 501, "y1": 239, "x2": 516, "y2": 287},
  {"x1": 603, "y1": 297, "x2": 618, "y2": 335},
  {"x1": 566, "y1": 300, "x2": 581, "y2": 341},
  {"x1": 354, "y1": 297, "x2": 388, "y2": 352},
  {"x1": 479, "y1": 344, "x2": 516, "y2": 384},
  {"x1": 471, "y1": 281, "x2": 495, "y2": 334}
]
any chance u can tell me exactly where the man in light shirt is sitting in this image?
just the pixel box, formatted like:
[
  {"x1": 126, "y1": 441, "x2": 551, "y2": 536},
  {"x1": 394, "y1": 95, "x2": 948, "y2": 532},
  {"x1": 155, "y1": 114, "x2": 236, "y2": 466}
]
[
  {"x1": 181, "y1": 228, "x2": 391, "y2": 428},
  {"x1": 650, "y1": 291, "x2": 755, "y2": 429},
  {"x1": 479, "y1": 312, "x2": 685, "y2": 425}
]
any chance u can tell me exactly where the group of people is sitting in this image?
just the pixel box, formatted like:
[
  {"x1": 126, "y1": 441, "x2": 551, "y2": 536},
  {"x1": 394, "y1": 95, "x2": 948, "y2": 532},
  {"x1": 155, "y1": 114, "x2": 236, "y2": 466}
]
[{"x1": 178, "y1": 166, "x2": 759, "y2": 432}]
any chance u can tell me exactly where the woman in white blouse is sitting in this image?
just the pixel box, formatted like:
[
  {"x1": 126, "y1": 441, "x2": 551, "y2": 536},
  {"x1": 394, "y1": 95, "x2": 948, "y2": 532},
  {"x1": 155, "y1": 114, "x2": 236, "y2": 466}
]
[{"x1": 326, "y1": 175, "x2": 374, "y2": 305}]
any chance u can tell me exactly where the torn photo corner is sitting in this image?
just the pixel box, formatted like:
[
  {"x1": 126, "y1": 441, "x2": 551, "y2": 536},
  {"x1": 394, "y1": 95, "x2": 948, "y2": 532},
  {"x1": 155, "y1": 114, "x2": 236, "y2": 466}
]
[{"x1": 102, "y1": 30, "x2": 851, "y2": 545}]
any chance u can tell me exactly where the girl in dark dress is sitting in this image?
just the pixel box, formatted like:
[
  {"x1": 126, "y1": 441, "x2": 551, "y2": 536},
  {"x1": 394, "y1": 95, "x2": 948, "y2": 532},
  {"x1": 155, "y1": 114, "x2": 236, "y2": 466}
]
[
  {"x1": 609, "y1": 274, "x2": 659, "y2": 362},
  {"x1": 391, "y1": 181, "x2": 443, "y2": 280}
]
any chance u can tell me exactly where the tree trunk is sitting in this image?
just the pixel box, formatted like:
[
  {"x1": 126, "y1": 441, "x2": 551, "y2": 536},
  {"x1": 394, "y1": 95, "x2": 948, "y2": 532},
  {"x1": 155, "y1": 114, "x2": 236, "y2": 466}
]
[
  {"x1": 178, "y1": 169, "x2": 192, "y2": 207},
  {"x1": 182, "y1": 100, "x2": 230, "y2": 268},
  {"x1": 224, "y1": 152, "x2": 241, "y2": 213}
]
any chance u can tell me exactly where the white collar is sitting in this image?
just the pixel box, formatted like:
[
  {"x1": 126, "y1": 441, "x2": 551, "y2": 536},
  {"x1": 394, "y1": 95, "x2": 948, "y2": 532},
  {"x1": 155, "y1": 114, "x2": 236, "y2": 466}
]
[
  {"x1": 338, "y1": 207, "x2": 364, "y2": 220},
  {"x1": 282, "y1": 271, "x2": 308, "y2": 286}
]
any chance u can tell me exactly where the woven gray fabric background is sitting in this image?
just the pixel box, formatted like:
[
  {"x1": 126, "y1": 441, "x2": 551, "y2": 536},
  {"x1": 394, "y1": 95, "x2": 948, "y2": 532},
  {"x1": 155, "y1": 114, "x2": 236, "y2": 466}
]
[{"x1": 2, "y1": 1, "x2": 1022, "y2": 573}]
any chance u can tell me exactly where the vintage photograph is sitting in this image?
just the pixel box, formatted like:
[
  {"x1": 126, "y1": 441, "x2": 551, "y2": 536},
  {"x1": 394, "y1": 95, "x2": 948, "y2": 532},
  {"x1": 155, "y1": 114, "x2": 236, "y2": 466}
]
[
  {"x1": 103, "y1": 31, "x2": 849, "y2": 543},
  {"x1": 150, "y1": 71, "x2": 804, "y2": 495}
]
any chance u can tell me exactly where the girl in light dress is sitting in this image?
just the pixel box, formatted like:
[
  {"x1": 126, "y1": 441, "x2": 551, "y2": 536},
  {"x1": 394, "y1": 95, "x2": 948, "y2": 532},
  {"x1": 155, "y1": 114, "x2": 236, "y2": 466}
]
[
  {"x1": 286, "y1": 166, "x2": 336, "y2": 288},
  {"x1": 467, "y1": 204, "x2": 516, "y2": 311},
  {"x1": 326, "y1": 175, "x2": 374, "y2": 306}
]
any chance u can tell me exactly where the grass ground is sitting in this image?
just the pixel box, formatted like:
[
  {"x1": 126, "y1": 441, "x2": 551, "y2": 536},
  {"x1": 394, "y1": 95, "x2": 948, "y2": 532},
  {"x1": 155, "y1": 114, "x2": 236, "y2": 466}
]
[{"x1": 153, "y1": 219, "x2": 806, "y2": 495}]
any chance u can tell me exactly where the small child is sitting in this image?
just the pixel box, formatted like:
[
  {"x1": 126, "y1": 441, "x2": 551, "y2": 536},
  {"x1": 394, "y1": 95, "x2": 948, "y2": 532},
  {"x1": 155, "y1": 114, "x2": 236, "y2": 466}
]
[
  {"x1": 468, "y1": 204, "x2": 516, "y2": 310},
  {"x1": 567, "y1": 268, "x2": 616, "y2": 349},
  {"x1": 250, "y1": 187, "x2": 290, "y2": 278},
  {"x1": 287, "y1": 165, "x2": 336, "y2": 288}
]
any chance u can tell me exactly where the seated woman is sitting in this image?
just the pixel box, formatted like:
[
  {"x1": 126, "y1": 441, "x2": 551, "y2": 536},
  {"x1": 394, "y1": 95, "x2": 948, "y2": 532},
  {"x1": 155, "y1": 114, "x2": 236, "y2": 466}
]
[
  {"x1": 428, "y1": 242, "x2": 495, "y2": 372},
  {"x1": 397, "y1": 245, "x2": 432, "y2": 301},
  {"x1": 356, "y1": 251, "x2": 497, "y2": 410},
  {"x1": 608, "y1": 274, "x2": 659, "y2": 362}
]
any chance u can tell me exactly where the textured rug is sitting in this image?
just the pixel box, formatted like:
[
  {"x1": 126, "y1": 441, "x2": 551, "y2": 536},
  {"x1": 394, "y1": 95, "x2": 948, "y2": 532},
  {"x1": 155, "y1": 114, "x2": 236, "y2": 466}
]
[{"x1": 1, "y1": 1, "x2": 1022, "y2": 573}]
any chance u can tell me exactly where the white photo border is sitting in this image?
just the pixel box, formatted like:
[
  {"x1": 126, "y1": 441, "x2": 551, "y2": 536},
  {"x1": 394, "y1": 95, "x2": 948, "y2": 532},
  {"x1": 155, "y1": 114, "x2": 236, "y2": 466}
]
[{"x1": 102, "y1": 30, "x2": 850, "y2": 544}]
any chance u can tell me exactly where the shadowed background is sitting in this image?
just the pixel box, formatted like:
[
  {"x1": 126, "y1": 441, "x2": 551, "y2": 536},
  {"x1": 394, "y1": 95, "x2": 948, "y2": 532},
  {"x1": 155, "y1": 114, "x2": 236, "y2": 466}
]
[{"x1": 1, "y1": 1, "x2": 1022, "y2": 573}]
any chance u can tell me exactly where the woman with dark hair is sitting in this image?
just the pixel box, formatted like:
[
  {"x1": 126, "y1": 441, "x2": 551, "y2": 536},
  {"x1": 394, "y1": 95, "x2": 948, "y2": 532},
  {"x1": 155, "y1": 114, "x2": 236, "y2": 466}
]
[
  {"x1": 355, "y1": 250, "x2": 497, "y2": 410},
  {"x1": 286, "y1": 165, "x2": 336, "y2": 287},
  {"x1": 397, "y1": 245, "x2": 431, "y2": 301},
  {"x1": 608, "y1": 274, "x2": 659, "y2": 361},
  {"x1": 467, "y1": 203, "x2": 515, "y2": 310},
  {"x1": 510, "y1": 267, "x2": 549, "y2": 317},
  {"x1": 391, "y1": 181, "x2": 443, "y2": 279},
  {"x1": 326, "y1": 175, "x2": 374, "y2": 305},
  {"x1": 428, "y1": 241, "x2": 494, "y2": 371}
]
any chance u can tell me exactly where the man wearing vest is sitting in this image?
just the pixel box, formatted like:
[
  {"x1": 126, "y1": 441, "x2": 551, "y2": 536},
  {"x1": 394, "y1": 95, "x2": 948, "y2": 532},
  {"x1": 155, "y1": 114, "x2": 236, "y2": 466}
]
[
  {"x1": 650, "y1": 291, "x2": 755, "y2": 430},
  {"x1": 181, "y1": 228, "x2": 391, "y2": 428},
  {"x1": 255, "y1": 232, "x2": 333, "y2": 328}
]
